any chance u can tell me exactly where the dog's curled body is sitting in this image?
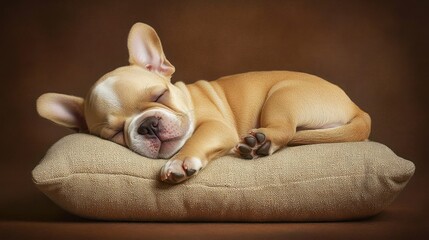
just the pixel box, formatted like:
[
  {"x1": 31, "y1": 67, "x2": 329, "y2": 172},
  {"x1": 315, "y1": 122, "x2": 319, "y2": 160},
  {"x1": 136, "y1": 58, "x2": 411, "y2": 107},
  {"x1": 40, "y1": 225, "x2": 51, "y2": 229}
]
[
  {"x1": 37, "y1": 23, "x2": 370, "y2": 184},
  {"x1": 176, "y1": 71, "x2": 370, "y2": 164}
]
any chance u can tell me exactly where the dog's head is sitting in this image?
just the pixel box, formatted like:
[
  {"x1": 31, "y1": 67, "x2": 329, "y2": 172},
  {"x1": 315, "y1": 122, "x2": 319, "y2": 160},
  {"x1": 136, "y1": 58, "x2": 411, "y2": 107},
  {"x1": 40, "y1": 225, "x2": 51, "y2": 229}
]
[{"x1": 37, "y1": 23, "x2": 194, "y2": 159}]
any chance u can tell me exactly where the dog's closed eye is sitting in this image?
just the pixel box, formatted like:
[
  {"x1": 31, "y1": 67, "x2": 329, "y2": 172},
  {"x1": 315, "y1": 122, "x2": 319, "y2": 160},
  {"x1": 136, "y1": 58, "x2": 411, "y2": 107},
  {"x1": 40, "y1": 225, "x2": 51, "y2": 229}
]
[
  {"x1": 102, "y1": 121, "x2": 125, "y2": 145},
  {"x1": 111, "y1": 130, "x2": 124, "y2": 145},
  {"x1": 154, "y1": 90, "x2": 168, "y2": 103}
]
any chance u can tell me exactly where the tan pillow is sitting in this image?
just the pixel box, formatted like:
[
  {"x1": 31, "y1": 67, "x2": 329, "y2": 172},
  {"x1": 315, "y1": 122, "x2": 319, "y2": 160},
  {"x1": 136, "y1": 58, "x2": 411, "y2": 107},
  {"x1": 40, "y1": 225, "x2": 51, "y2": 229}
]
[{"x1": 32, "y1": 133, "x2": 414, "y2": 221}]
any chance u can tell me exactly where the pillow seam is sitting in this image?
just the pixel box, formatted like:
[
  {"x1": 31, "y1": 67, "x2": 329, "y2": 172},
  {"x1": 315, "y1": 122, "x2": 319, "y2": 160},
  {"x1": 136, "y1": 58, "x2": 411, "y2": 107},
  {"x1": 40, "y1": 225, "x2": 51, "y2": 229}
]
[{"x1": 32, "y1": 170, "x2": 412, "y2": 190}]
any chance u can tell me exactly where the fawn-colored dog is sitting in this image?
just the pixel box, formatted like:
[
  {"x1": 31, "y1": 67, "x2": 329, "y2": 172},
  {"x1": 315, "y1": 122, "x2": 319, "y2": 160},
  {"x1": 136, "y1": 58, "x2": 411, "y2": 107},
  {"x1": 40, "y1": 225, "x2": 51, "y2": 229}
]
[{"x1": 37, "y1": 23, "x2": 371, "y2": 184}]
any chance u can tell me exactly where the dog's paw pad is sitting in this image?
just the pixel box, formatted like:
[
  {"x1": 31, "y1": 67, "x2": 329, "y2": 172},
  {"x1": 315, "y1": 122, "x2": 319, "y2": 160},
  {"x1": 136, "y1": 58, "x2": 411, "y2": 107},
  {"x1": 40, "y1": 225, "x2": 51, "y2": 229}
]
[
  {"x1": 171, "y1": 172, "x2": 185, "y2": 179},
  {"x1": 237, "y1": 145, "x2": 254, "y2": 159},
  {"x1": 244, "y1": 136, "x2": 257, "y2": 147},
  {"x1": 254, "y1": 132, "x2": 266, "y2": 143},
  {"x1": 235, "y1": 132, "x2": 271, "y2": 159},
  {"x1": 238, "y1": 144, "x2": 252, "y2": 154},
  {"x1": 256, "y1": 141, "x2": 271, "y2": 156},
  {"x1": 185, "y1": 168, "x2": 197, "y2": 176}
]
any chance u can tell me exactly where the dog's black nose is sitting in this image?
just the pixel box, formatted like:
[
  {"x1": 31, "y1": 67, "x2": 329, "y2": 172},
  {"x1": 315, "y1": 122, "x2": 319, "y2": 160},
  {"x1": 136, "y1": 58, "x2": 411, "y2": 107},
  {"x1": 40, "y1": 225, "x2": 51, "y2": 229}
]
[{"x1": 138, "y1": 116, "x2": 159, "y2": 137}]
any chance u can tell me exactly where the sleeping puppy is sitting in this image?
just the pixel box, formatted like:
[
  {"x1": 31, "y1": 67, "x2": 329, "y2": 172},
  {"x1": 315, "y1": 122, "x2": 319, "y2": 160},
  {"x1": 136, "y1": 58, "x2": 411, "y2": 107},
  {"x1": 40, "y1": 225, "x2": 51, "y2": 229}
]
[{"x1": 37, "y1": 23, "x2": 371, "y2": 184}]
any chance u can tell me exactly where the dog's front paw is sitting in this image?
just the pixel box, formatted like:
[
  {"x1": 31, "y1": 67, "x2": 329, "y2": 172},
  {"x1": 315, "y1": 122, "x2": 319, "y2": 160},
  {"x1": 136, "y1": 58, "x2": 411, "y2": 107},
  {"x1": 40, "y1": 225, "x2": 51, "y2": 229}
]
[
  {"x1": 235, "y1": 132, "x2": 272, "y2": 159},
  {"x1": 160, "y1": 157, "x2": 203, "y2": 184}
]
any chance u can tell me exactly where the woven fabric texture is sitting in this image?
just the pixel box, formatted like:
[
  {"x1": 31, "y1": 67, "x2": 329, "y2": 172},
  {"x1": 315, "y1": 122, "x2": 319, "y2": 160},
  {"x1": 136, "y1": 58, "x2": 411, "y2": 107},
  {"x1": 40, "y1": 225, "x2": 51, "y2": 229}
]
[{"x1": 32, "y1": 134, "x2": 414, "y2": 221}]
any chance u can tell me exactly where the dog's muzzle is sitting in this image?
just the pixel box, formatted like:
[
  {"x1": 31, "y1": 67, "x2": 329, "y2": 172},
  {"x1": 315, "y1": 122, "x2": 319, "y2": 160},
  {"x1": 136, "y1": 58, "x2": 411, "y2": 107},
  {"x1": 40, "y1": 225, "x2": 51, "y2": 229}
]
[{"x1": 125, "y1": 108, "x2": 192, "y2": 159}]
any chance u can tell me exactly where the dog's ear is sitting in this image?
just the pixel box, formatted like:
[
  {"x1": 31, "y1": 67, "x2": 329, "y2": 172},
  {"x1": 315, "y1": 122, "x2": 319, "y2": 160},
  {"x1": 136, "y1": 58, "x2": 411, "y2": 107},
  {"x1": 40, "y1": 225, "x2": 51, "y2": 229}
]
[
  {"x1": 36, "y1": 93, "x2": 87, "y2": 132},
  {"x1": 127, "y1": 22, "x2": 175, "y2": 77}
]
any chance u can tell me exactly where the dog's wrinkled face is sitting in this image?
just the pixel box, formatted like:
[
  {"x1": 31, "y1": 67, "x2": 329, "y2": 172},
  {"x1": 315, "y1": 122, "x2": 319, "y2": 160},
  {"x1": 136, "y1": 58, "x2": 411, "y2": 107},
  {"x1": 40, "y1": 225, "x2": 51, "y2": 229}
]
[
  {"x1": 36, "y1": 23, "x2": 194, "y2": 159},
  {"x1": 85, "y1": 65, "x2": 193, "y2": 158}
]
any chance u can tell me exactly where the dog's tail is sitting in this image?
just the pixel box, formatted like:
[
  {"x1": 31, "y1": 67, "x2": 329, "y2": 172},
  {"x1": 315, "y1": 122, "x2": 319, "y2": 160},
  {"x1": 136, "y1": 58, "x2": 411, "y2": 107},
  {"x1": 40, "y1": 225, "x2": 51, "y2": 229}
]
[{"x1": 288, "y1": 110, "x2": 371, "y2": 145}]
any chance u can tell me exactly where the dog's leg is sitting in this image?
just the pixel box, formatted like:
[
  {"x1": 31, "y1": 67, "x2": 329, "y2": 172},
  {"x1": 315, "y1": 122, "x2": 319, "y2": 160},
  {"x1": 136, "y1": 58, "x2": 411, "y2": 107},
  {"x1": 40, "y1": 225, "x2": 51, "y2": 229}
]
[
  {"x1": 160, "y1": 121, "x2": 238, "y2": 183},
  {"x1": 235, "y1": 79, "x2": 369, "y2": 159},
  {"x1": 234, "y1": 82, "x2": 300, "y2": 159}
]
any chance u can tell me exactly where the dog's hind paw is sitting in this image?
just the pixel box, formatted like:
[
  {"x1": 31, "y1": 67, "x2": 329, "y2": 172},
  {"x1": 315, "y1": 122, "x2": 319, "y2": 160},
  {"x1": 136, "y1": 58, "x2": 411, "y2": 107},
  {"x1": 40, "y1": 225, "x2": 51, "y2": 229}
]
[
  {"x1": 160, "y1": 156, "x2": 203, "y2": 184},
  {"x1": 235, "y1": 132, "x2": 271, "y2": 159}
]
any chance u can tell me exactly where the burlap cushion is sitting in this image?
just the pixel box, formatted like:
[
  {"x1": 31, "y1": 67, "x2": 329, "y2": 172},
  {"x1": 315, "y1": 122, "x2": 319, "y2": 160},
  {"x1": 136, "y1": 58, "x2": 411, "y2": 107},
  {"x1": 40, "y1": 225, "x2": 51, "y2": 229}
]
[{"x1": 32, "y1": 133, "x2": 414, "y2": 221}]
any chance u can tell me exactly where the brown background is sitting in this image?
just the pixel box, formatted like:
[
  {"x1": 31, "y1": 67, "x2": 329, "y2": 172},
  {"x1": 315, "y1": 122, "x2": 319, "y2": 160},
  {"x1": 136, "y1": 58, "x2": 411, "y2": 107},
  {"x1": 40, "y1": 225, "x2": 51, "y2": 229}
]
[{"x1": 1, "y1": 0, "x2": 428, "y2": 239}]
